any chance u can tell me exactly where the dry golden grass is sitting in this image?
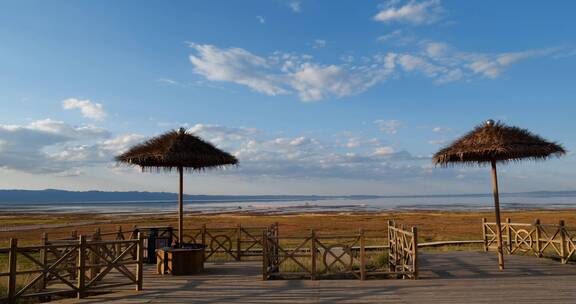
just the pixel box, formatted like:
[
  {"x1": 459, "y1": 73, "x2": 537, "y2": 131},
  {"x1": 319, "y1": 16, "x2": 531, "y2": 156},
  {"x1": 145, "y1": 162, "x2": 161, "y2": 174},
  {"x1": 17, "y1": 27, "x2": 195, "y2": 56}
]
[{"x1": 1, "y1": 210, "x2": 575, "y2": 247}]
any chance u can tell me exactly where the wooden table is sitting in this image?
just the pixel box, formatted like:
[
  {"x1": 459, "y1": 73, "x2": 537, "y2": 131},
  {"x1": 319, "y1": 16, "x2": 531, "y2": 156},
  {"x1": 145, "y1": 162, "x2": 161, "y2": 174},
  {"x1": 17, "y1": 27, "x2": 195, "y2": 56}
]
[{"x1": 157, "y1": 247, "x2": 205, "y2": 275}]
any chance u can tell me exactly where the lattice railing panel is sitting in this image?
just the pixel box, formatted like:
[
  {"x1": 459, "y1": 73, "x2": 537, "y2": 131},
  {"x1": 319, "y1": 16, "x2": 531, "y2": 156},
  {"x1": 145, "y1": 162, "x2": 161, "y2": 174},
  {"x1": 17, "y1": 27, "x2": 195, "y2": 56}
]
[
  {"x1": 387, "y1": 221, "x2": 418, "y2": 279},
  {"x1": 482, "y1": 219, "x2": 576, "y2": 263},
  {"x1": 263, "y1": 226, "x2": 414, "y2": 280},
  {"x1": 0, "y1": 235, "x2": 143, "y2": 304}
]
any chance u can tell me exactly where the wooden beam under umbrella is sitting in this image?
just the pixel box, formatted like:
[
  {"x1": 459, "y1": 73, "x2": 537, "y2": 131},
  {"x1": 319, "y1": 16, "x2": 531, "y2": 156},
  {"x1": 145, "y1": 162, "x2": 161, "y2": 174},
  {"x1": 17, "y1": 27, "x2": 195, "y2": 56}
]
[{"x1": 433, "y1": 119, "x2": 565, "y2": 270}]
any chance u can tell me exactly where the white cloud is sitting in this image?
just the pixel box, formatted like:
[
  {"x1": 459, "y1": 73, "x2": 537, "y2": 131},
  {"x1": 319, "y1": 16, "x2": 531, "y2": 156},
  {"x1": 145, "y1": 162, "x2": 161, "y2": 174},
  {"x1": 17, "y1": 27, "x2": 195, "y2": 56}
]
[
  {"x1": 157, "y1": 78, "x2": 182, "y2": 86},
  {"x1": 62, "y1": 98, "x2": 107, "y2": 121},
  {"x1": 398, "y1": 54, "x2": 441, "y2": 74},
  {"x1": 289, "y1": 1, "x2": 301, "y2": 13},
  {"x1": 466, "y1": 48, "x2": 557, "y2": 79},
  {"x1": 377, "y1": 30, "x2": 403, "y2": 43},
  {"x1": 346, "y1": 137, "x2": 361, "y2": 148},
  {"x1": 427, "y1": 139, "x2": 448, "y2": 145},
  {"x1": 425, "y1": 42, "x2": 449, "y2": 58},
  {"x1": 189, "y1": 123, "x2": 259, "y2": 146},
  {"x1": 256, "y1": 16, "x2": 265, "y2": 24},
  {"x1": 289, "y1": 62, "x2": 392, "y2": 101},
  {"x1": 184, "y1": 123, "x2": 430, "y2": 180},
  {"x1": 340, "y1": 55, "x2": 355, "y2": 63},
  {"x1": 313, "y1": 39, "x2": 327, "y2": 49},
  {"x1": 396, "y1": 42, "x2": 557, "y2": 82},
  {"x1": 373, "y1": 146, "x2": 395, "y2": 156},
  {"x1": 374, "y1": 120, "x2": 401, "y2": 134},
  {"x1": 188, "y1": 43, "x2": 395, "y2": 102},
  {"x1": 53, "y1": 170, "x2": 85, "y2": 177},
  {"x1": 189, "y1": 43, "x2": 288, "y2": 96},
  {"x1": 340, "y1": 136, "x2": 384, "y2": 149},
  {"x1": 0, "y1": 118, "x2": 465, "y2": 183},
  {"x1": 51, "y1": 133, "x2": 145, "y2": 164},
  {"x1": 28, "y1": 119, "x2": 110, "y2": 139},
  {"x1": 0, "y1": 119, "x2": 111, "y2": 173},
  {"x1": 431, "y1": 126, "x2": 450, "y2": 133},
  {"x1": 188, "y1": 42, "x2": 565, "y2": 101},
  {"x1": 97, "y1": 134, "x2": 146, "y2": 155},
  {"x1": 374, "y1": 0, "x2": 446, "y2": 25},
  {"x1": 0, "y1": 118, "x2": 145, "y2": 175}
]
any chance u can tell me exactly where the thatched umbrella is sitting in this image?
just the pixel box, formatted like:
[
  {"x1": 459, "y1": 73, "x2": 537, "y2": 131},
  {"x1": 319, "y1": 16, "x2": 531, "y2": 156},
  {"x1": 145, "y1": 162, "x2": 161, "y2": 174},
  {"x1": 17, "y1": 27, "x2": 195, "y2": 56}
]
[
  {"x1": 433, "y1": 120, "x2": 565, "y2": 270},
  {"x1": 116, "y1": 128, "x2": 238, "y2": 246}
]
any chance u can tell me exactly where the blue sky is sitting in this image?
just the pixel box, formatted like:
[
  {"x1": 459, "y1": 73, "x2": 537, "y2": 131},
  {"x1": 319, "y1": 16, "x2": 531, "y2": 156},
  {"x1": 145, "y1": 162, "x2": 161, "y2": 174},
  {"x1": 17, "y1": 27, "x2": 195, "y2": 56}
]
[{"x1": 0, "y1": 0, "x2": 575, "y2": 195}]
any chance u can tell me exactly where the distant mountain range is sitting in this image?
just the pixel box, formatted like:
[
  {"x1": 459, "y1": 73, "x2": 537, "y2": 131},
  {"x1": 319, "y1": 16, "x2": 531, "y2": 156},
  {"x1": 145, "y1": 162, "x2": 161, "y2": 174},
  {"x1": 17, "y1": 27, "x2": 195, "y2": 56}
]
[
  {"x1": 0, "y1": 189, "x2": 575, "y2": 203},
  {"x1": 0, "y1": 189, "x2": 379, "y2": 203}
]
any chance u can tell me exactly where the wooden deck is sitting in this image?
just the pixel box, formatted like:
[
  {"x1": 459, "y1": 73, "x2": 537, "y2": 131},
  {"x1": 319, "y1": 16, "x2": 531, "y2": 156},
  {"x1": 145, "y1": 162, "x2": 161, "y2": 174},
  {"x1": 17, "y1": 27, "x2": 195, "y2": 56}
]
[{"x1": 56, "y1": 251, "x2": 576, "y2": 303}]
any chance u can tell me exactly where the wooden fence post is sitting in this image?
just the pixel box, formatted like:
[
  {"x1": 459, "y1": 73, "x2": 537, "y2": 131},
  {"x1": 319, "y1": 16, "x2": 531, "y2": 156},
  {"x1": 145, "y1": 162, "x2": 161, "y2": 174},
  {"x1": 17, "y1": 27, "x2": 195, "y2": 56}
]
[
  {"x1": 262, "y1": 230, "x2": 268, "y2": 281},
  {"x1": 94, "y1": 228, "x2": 101, "y2": 241},
  {"x1": 505, "y1": 218, "x2": 512, "y2": 254},
  {"x1": 274, "y1": 222, "x2": 279, "y2": 238},
  {"x1": 201, "y1": 224, "x2": 207, "y2": 246},
  {"x1": 77, "y1": 235, "x2": 86, "y2": 299},
  {"x1": 359, "y1": 229, "x2": 366, "y2": 280},
  {"x1": 167, "y1": 226, "x2": 174, "y2": 246},
  {"x1": 394, "y1": 222, "x2": 400, "y2": 274},
  {"x1": 72, "y1": 230, "x2": 80, "y2": 278},
  {"x1": 90, "y1": 228, "x2": 101, "y2": 280},
  {"x1": 129, "y1": 225, "x2": 137, "y2": 240},
  {"x1": 534, "y1": 219, "x2": 542, "y2": 257},
  {"x1": 130, "y1": 228, "x2": 139, "y2": 260},
  {"x1": 273, "y1": 222, "x2": 279, "y2": 265},
  {"x1": 116, "y1": 226, "x2": 123, "y2": 239},
  {"x1": 311, "y1": 230, "x2": 317, "y2": 280},
  {"x1": 237, "y1": 224, "x2": 242, "y2": 261},
  {"x1": 115, "y1": 226, "x2": 123, "y2": 256},
  {"x1": 136, "y1": 232, "x2": 143, "y2": 291},
  {"x1": 412, "y1": 227, "x2": 418, "y2": 280},
  {"x1": 481, "y1": 218, "x2": 488, "y2": 252},
  {"x1": 559, "y1": 220, "x2": 567, "y2": 264},
  {"x1": 40, "y1": 233, "x2": 48, "y2": 290},
  {"x1": 387, "y1": 220, "x2": 394, "y2": 273},
  {"x1": 69, "y1": 231, "x2": 78, "y2": 278},
  {"x1": 201, "y1": 224, "x2": 207, "y2": 261},
  {"x1": 8, "y1": 238, "x2": 17, "y2": 304}
]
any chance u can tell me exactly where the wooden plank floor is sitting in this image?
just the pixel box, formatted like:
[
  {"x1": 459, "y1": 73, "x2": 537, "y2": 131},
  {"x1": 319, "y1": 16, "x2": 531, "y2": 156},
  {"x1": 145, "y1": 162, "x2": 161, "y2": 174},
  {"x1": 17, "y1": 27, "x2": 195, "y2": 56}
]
[{"x1": 55, "y1": 251, "x2": 576, "y2": 303}]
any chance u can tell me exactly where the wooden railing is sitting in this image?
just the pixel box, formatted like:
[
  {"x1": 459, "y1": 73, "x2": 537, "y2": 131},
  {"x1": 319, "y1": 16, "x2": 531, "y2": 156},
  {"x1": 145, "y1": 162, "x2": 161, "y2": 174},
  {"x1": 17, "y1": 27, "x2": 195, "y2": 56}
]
[
  {"x1": 0, "y1": 234, "x2": 143, "y2": 304},
  {"x1": 482, "y1": 218, "x2": 576, "y2": 263},
  {"x1": 51, "y1": 226, "x2": 136, "y2": 243},
  {"x1": 262, "y1": 223, "x2": 417, "y2": 280},
  {"x1": 51, "y1": 224, "x2": 275, "y2": 263},
  {"x1": 174, "y1": 224, "x2": 277, "y2": 262},
  {"x1": 387, "y1": 220, "x2": 418, "y2": 279},
  {"x1": 53, "y1": 226, "x2": 479, "y2": 253},
  {"x1": 262, "y1": 230, "x2": 367, "y2": 280}
]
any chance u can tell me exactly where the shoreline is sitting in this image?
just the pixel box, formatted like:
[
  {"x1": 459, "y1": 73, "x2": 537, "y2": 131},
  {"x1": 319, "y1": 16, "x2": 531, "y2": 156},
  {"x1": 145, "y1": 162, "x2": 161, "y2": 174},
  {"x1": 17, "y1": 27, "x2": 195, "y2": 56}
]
[
  {"x1": 2, "y1": 206, "x2": 575, "y2": 217},
  {"x1": 1, "y1": 204, "x2": 575, "y2": 217}
]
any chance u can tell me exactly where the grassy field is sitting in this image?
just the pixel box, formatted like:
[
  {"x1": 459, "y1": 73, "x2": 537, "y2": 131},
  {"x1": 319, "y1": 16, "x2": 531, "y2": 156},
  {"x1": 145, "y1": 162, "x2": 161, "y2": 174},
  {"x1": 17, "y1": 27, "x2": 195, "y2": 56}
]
[{"x1": 2, "y1": 209, "x2": 576, "y2": 247}]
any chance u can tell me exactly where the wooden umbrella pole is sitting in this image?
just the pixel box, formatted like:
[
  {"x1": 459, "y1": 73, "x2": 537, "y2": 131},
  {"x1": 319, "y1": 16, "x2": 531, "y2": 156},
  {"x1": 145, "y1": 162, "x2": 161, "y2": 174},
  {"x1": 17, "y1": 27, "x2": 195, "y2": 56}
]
[
  {"x1": 178, "y1": 166, "x2": 184, "y2": 248},
  {"x1": 491, "y1": 160, "x2": 505, "y2": 270}
]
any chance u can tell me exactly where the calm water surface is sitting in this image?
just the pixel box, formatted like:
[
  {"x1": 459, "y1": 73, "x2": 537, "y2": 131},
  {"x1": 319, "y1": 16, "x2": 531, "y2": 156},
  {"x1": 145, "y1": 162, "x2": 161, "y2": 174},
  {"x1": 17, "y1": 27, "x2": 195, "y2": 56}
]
[{"x1": 1, "y1": 193, "x2": 575, "y2": 214}]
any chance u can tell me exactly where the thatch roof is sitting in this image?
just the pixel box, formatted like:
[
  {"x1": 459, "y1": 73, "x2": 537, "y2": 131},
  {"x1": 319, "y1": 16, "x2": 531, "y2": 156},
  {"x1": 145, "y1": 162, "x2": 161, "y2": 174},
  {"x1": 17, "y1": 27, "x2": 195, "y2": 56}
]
[
  {"x1": 433, "y1": 121, "x2": 565, "y2": 166},
  {"x1": 115, "y1": 128, "x2": 238, "y2": 172}
]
